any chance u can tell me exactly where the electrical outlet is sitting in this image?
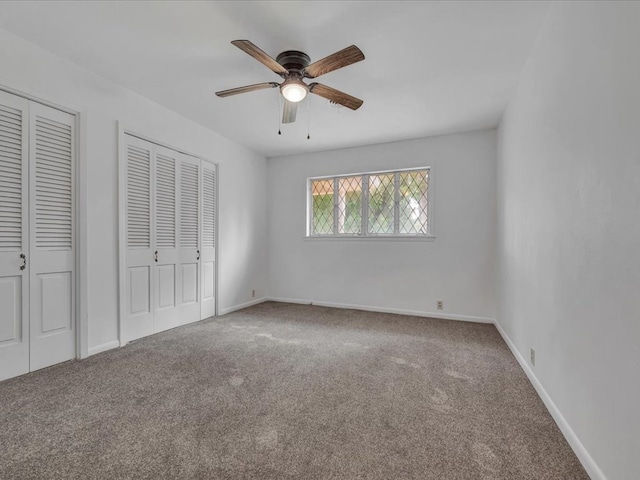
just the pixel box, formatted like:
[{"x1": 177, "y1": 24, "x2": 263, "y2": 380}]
[
  {"x1": 251, "y1": 289, "x2": 255, "y2": 298},
  {"x1": 530, "y1": 347, "x2": 536, "y2": 366},
  {"x1": 436, "y1": 300, "x2": 444, "y2": 310}
]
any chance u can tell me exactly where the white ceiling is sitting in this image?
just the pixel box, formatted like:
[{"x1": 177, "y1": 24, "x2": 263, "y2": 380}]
[{"x1": 0, "y1": 1, "x2": 549, "y2": 158}]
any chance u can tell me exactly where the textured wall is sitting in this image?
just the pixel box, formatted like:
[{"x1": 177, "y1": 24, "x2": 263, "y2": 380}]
[
  {"x1": 497, "y1": 2, "x2": 640, "y2": 479},
  {"x1": 268, "y1": 130, "x2": 497, "y2": 321}
]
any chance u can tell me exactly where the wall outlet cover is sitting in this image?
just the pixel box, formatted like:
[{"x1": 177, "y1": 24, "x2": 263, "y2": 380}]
[{"x1": 530, "y1": 347, "x2": 536, "y2": 366}]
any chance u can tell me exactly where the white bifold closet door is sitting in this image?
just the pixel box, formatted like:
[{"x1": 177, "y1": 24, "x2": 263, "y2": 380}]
[
  {"x1": 28, "y1": 103, "x2": 76, "y2": 371},
  {"x1": 0, "y1": 91, "x2": 76, "y2": 382},
  {"x1": 124, "y1": 136, "x2": 155, "y2": 341},
  {"x1": 200, "y1": 160, "x2": 216, "y2": 319},
  {"x1": 0, "y1": 91, "x2": 30, "y2": 381},
  {"x1": 153, "y1": 144, "x2": 180, "y2": 333},
  {"x1": 177, "y1": 155, "x2": 201, "y2": 325},
  {"x1": 123, "y1": 134, "x2": 215, "y2": 343}
]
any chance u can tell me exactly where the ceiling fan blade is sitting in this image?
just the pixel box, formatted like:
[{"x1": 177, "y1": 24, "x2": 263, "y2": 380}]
[
  {"x1": 282, "y1": 100, "x2": 298, "y2": 124},
  {"x1": 215, "y1": 82, "x2": 279, "y2": 97},
  {"x1": 309, "y1": 83, "x2": 363, "y2": 110},
  {"x1": 303, "y1": 45, "x2": 365, "y2": 79},
  {"x1": 231, "y1": 40, "x2": 289, "y2": 76}
]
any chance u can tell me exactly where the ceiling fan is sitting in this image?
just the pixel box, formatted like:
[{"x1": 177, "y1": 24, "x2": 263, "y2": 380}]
[{"x1": 216, "y1": 40, "x2": 365, "y2": 124}]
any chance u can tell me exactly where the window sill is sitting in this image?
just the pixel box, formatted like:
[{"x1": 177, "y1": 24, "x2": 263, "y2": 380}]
[{"x1": 303, "y1": 235, "x2": 435, "y2": 242}]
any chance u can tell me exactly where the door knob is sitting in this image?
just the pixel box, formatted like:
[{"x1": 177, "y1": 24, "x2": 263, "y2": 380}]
[
  {"x1": 154, "y1": 251, "x2": 158, "y2": 263},
  {"x1": 196, "y1": 250, "x2": 200, "y2": 260},
  {"x1": 19, "y1": 253, "x2": 26, "y2": 271}
]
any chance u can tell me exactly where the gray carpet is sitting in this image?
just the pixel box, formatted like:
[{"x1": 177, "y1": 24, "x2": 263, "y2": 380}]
[{"x1": 0, "y1": 302, "x2": 588, "y2": 479}]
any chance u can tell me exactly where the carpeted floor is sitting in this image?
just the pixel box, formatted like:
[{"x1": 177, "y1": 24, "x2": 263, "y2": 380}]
[{"x1": 0, "y1": 302, "x2": 588, "y2": 479}]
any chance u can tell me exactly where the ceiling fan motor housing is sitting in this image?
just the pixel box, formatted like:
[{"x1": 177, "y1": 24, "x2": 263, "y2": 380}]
[{"x1": 276, "y1": 50, "x2": 311, "y2": 74}]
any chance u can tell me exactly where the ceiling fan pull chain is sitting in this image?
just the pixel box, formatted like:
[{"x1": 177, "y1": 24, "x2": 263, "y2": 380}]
[
  {"x1": 307, "y1": 94, "x2": 311, "y2": 140},
  {"x1": 277, "y1": 90, "x2": 282, "y2": 135}
]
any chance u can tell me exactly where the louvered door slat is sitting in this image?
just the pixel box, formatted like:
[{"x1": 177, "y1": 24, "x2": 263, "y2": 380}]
[
  {"x1": 34, "y1": 116, "x2": 73, "y2": 250},
  {"x1": 0, "y1": 134, "x2": 21, "y2": 147},
  {"x1": 126, "y1": 145, "x2": 151, "y2": 249},
  {"x1": 180, "y1": 162, "x2": 199, "y2": 248},
  {"x1": 155, "y1": 153, "x2": 176, "y2": 249},
  {"x1": 202, "y1": 167, "x2": 215, "y2": 249},
  {"x1": 34, "y1": 149, "x2": 72, "y2": 162},
  {"x1": 35, "y1": 156, "x2": 71, "y2": 169},
  {"x1": 32, "y1": 169, "x2": 70, "y2": 182},
  {"x1": 35, "y1": 141, "x2": 72, "y2": 152},
  {"x1": 0, "y1": 103, "x2": 24, "y2": 251},
  {"x1": 0, "y1": 114, "x2": 21, "y2": 127},
  {"x1": 0, "y1": 184, "x2": 22, "y2": 192},
  {"x1": 0, "y1": 110, "x2": 21, "y2": 122},
  {"x1": 0, "y1": 145, "x2": 22, "y2": 156},
  {"x1": 0, "y1": 150, "x2": 24, "y2": 161},
  {"x1": 36, "y1": 180, "x2": 72, "y2": 190},
  {"x1": 35, "y1": 123, "x2": 72, "y2": 137},
  {"x1": 33, "y1": 132, "x2": 71, "y2": 148},
  {"x1": 0, "y1": 160, "x2": 21, "y2": 171}
]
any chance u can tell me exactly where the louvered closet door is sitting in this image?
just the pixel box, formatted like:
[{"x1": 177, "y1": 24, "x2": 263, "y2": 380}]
[
  {"x1": 177, "y1": 154, "x2": 201, "y2": 325},
  {"x1": 28, "y1": 103, "x2": 76, "y2": 371},
  {"x1": 124, "y1": 135, "x2": 154, "y2": 342},
  {"x1": 200, "y1": 161, "x2": 216, "y2": 320},
  {"x1": 0, "y1": 91, "x2": 29, "y2": 381},
  {"x1": 153, "y1": 144, "x2": 180, "y2": 333}
]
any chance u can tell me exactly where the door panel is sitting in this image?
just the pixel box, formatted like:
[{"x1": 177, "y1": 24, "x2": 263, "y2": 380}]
[
  {"x1": 0, "y1": 276, "x2": 22, "y2": 343},
  {"x1": 0, "y1": 91, "x2": 29, "y2": 381},
  {"x1": 200, "y1": 161, "x2": 216, "y2": 319},
  {"x1": 124, "y1": 135, "x2": 154, "y2": 342},
  {"x1": 181, "y1": 263, "x2": 198, "y2": 304},
  {"x1": 29, "y1": 102, "x2": 75, "y2": 372},
  {"x1": 203, "y1": 262, "x2": 215, "y2": 301},
  {"x1": 129, "y1": 266, "x2": 151, "y2": 315},
  {"x1": 157, "y1": 265, "x2": 175, "y2": 309},
  {"x1": 39, "y1": 272, "x2": 72, "y2": 333},
  {"x1": 178, "y1": 155, "x2": 200, "y2": 324}
]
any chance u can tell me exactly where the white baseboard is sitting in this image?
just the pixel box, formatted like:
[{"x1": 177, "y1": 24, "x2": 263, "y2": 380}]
[
  {"x1": 493, "y1": 321, "x2": 606, "y2": 480},
  {"x1": 266, "y1": 297, "x2": 495, "y2": 324},
  {"x1": 87, "y1": 340, "x2": 120, "y2": 357},
  {"x1": 218, "y1": 297, "x2": 269, "y2": 315}
]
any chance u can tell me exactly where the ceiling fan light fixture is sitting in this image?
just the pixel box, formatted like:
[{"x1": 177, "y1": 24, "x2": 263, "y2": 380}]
[{"x1": 280, "y1": 79, "x2": 308, "y2": 103}]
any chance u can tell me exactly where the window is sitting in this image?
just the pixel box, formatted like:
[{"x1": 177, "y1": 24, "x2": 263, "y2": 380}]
[{"x1": 308, "y1": 168, "x2": 431, "y2": 238}]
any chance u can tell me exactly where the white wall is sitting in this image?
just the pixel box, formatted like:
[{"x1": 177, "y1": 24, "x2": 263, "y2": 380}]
[
  {"x1": 497, "y1": 2, "x2": 640, "y2": 479},
  {"x1": 0, "y1": 29, "x2": 269, "y2": 355},
  {"x1": 267, "y1": 130, "x2": 496, "y2": 321}
]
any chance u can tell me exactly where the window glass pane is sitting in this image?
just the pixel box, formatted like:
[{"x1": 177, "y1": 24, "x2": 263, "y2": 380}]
[
  {"x1": 311, "y1": 179, "x2": 334, "y2": 234},
  {"x1": 337, "y1": 176, "x2": 362, "y2": 234},
  {"x1": 368, "y1": 173, "x2": 395, "y2": 234},
  {"x1": 399, "y1": 170, "x2": 429, "y2": 234}
]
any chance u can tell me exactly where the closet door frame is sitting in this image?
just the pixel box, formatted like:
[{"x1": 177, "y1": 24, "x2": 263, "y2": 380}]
[
  {"x1": 0, "y1": 85, "x2": 84, "y2": 361},
  {"x1": 117, "y1": 124, "x2": 219, "y2": 346}
]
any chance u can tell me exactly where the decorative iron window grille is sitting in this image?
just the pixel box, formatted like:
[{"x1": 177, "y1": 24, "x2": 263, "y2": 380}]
[{"x1": 308, "y1": 167, "x2": 430, "y2": 237}]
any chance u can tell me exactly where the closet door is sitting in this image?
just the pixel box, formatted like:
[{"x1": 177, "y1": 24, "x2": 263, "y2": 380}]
[
  {"x1": 124, "y1": 135, "x2": 154, "y2": 342},
  {"x1": 28, "y1": 103, "x2": 76, "y2": 371},
  {"x1": 0, "y1": 92, "x2": 29, "y2": 381},
  {"x1": 200, "y1": 161, "x2": 216, "y2": 319},
  {"x1": 153, "y1": 145, "x2": 180, "y2": 332},
  {"x1": 177, "y1": 154, "x2": 201, "y2": 325}
]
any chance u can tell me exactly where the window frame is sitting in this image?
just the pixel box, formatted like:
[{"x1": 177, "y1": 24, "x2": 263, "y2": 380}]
[{"x1": 306, "y1": 166, "x2": 434, "y2": 240}]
